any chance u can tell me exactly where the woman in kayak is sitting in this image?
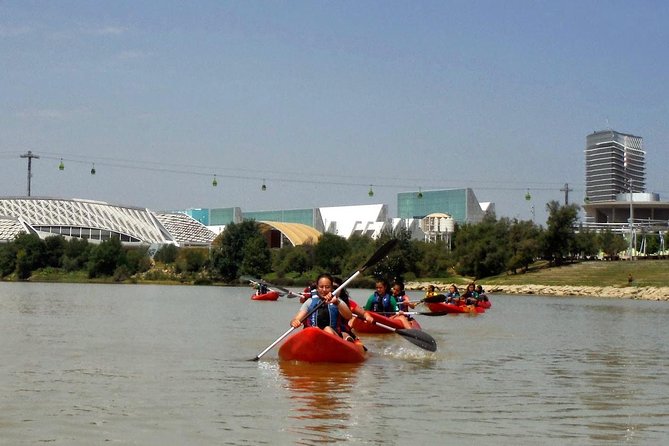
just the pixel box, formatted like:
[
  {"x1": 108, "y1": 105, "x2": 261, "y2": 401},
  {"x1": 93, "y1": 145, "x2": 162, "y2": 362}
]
[
  {"x1": 364, "y1": 278, "x2": 412, "y2": 329},
  {"x1": 290, "y1": 273, "x2": 353, "y2": 339}
]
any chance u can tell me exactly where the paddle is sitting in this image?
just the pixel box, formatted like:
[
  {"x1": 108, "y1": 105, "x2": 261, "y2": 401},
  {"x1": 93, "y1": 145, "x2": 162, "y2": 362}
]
[
  {"x1": 402, "y1": 294, "x2": 449, "y2": 306},
  {"x1": 241, "y1": 276, "x2": 291, "y2": 296},
  {"x1": 421, "y1": 294, "x2": 448, "y2": 304},
  {"x1": 284, "y1": 290, "x2": 308, "y2": 299},
  {"x1": 249, "y1": 238, "x2": 399, "y2": 361},
  {"x1": 374, "y1": 311, "x2": 451, "y2": 317},
  {"x1": 353, "y1": 314, "x2": 437, "y2": 352}
]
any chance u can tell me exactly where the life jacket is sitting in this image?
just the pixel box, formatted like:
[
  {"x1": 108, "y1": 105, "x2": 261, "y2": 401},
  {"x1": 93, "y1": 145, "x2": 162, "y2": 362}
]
[
  {"x1": 305, "y1": 297, "x2": 342, "y2": 332},
  {"x1": 369, "y1": 292, "x2": 396, "y2": 313},
  {"x1": 397, "y1": 292, "x2": 410, "y2": 312}
]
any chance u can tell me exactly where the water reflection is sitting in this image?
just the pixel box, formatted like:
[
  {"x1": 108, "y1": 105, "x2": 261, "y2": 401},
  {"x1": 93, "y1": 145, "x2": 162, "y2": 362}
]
[{"x1": 279, "y1": 361, "x2": 362, "y2": 445}]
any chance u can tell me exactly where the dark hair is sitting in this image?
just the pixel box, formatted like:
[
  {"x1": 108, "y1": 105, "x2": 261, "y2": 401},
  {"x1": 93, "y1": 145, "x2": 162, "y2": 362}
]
[
  {"x1": 316, "y1": 273, "x2": 334, "y2": 286},
  {"x1": 375, "y1": 278, "x2": 390, "y2": 292},
  {"x1": 332, "y1": 277, "x2": 349, "y2": 299}
]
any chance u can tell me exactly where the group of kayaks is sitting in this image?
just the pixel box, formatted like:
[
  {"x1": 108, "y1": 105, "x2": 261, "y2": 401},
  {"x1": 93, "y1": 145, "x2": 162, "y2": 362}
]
[{"x1": 246, "y1": 276, "x2": 492, "y2": 364}]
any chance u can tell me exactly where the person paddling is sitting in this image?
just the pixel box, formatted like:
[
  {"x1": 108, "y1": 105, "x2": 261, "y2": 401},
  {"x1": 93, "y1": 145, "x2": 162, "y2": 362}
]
[
  {"x1": 364, "y1": 278, "x2": 412, "y2": 329},
  {"x1": 290, "y1": 273, "x2": 354, "y2": 340}
]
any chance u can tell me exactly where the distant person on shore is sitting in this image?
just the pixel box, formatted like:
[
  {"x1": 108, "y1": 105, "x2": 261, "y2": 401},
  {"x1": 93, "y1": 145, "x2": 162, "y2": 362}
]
[{"x1": 628, "y1": 273, "x2": 634, "y2": 286}]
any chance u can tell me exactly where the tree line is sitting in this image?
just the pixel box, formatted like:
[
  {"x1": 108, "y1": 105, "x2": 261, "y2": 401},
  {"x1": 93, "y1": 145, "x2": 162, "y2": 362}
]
[{"x1": 0, "y1": 201, "x2": 638, "y2": 283}]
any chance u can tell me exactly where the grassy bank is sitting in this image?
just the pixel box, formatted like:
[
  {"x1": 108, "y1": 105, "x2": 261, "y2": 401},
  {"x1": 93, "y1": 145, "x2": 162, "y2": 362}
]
[{"x1": 478, "y1": 259, "x2": 669, "y2": 288}]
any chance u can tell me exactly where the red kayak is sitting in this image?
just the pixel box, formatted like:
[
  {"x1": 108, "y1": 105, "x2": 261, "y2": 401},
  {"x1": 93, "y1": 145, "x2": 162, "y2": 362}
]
[
  {"x1": 351, "y1": 310, "x2": 421, "y2": 334},
  {"x1": 278, "y1": 327, "x2": 367, "y2": 363},
  {"x1": 476, "y1": 294, "x2": 492, "y2": 310},
  {"x1": 251, "y1": 291, "x2": 280, "y2": 301},
  {"x1": 426, "y1": 302, "x2": 485, "y2": 314}
]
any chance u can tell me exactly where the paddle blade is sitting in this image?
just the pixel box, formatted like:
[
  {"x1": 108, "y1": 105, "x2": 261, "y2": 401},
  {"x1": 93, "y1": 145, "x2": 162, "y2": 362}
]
[
  {"x1": 422, "y1": 294, "x2": 447, "y2": 304},
  {"x1": 417, "y1": 311, "x2": 450, "y2": 316},
  {"x1": 396, "y1": 328, "x2": 438, "y2": 352},
  {"x1": 360, "y1": 239, "x2": 398, "y2": 272}
]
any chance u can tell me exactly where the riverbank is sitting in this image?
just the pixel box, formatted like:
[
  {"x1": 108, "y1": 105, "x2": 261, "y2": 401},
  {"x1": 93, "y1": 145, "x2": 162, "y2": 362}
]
[{"x1": 404, "y1": 281, "x2": 669, "y2": 301}]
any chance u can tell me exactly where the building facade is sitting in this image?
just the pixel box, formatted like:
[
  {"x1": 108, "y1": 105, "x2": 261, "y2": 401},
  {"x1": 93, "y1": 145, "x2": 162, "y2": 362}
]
[
  {"x1": 397, "y1": 188, "x2": 491, "y2": 224},
  {"x1": 585, "y1": 130, "x2": 646, "y2": 203}
]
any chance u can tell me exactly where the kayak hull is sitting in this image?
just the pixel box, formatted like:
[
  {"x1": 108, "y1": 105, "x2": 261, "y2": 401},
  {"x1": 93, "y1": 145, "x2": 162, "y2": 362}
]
[
  {"x1": 251, "y1": 291, "x2": 280, "y2": 301},
  {"x1": 351, "y1": 311, "x2": 421, "y2": 334},
  {"x1": 278, "y1": 327, "x2": 367, "y2": 363},
  {"x1": 426, "y1": 302, "x2": 485, "y2": 314}
]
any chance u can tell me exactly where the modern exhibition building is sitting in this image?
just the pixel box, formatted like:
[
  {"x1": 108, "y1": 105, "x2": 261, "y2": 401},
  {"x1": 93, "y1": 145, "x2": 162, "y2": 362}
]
[
  {"x1": 182, "y1": 188, "x2": 492, "y2": 248},
  {"x1": 0, "y1": 197, "x2": 216, "y2": 248},
  {"x1": 0, "y1": 188, "x2": 492, "y2": 249}
]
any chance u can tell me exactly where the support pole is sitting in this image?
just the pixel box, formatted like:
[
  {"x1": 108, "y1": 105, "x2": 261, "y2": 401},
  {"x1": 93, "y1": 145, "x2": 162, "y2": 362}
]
[{"x1": 20, "y1": 151, "x2": 40, "y2": 197}]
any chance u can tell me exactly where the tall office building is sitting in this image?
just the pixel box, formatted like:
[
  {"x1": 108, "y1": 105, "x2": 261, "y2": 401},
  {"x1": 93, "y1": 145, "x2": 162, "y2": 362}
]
[{"x1": 585, "y1": 130, "x2": 645, "y2": 202}]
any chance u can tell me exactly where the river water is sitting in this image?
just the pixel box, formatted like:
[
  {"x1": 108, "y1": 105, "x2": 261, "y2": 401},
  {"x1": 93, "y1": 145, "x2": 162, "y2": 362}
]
[{"x1": 1, "y1": 282, "x2": 667, "y2": 445}]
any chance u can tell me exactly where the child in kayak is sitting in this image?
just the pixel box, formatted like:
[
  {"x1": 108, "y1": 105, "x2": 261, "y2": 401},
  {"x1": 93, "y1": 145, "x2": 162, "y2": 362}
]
[
  {"x1": 444, "y1": 284, "x2": 460, "y2": 304},
  {"x1": 364, "y1": 278, "x2": 412, "y2": 329}
]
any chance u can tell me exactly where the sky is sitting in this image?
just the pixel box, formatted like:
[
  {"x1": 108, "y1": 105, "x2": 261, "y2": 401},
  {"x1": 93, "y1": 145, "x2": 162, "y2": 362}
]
[{"x1": 2, "y1": 0, "x2": 668, "y2": 225}]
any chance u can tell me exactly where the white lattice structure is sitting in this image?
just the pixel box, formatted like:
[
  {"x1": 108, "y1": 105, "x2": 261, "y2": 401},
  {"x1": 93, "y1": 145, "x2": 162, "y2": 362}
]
[
  {"x1": 0, "y1": 197, "x2": 214, "y2": 247},
  {"x1": 154, "y1": 212, "x2": 216, "y2": 246}
]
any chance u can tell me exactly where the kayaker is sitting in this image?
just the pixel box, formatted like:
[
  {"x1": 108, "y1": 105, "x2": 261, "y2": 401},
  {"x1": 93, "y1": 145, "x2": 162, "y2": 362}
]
[
  {"x1": 290, "y1": 273, "x2": 354, "y2": 340},
  {"x1": 364, "y1": 278, "x2": 412, "y2": 329},
  {"x1": 461, "y1": 282, "x2": 480, "y2": 306},
  {"x1": 392, "y1": 280, "x2": 415, "y2": 312},
  {"x1": 252, "y1": 281, "x2": 269, "y2": 296},
  {"x1": 425, "y1": 284, "x2": 438, "y2": 298},
  {"x1": 444, "y1": 284, "x2": 460, "y2": 304}
]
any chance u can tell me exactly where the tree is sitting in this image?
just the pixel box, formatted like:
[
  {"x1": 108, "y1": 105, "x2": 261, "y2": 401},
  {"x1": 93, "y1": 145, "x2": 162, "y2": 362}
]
[
  {"x1": 314, "y1": 233, "x2": 350, "y2": 275},
  {"x1": 598, "y1": 230, "x2": 627, "y2": 259},
  {"x1": 14, "y1": 233, "x2": 47, "y2": 280},
  {"x1": 44, "y1": 235, "x2": 67, "y2": 268},
  {"x1": 452, "y1": 215, "x2": 511, "y2": 278},
  {"x1": 88, "y1": 237, "x2": 126, "y2": 278},
  {"x1": 373, "y1": 227, "x2": 419, "y2": 280},
  {"x1": 126, "y1": 246, "x2": 152, "y2": 274},
  {"x1": 573, "y1": 228, "x2": 599, "y2": 259},
  {"x1": 273, "y1": 245, "x2": 310, "y2": 276},
  {"x1": 154, "y1": 244, "x2": 178, "y2": 264},
  {"x1": 0, "y1": 243, "x2": 18, "y2": 277},
  {"x1": 507, "y1": 219, "x2": 542, "y2": 273},
  {"x1": 542, "y1": 201, "x2": 580, "y2": 266},
  {"x1": 210, "y1": 220, "x2": 271, "y2": 281},
  {"x1": 176, "y1": 248, "x2": 209, "y2": 274},
  {"x1": 62, "y1": 238, "x2": 91, "y2": 272},
  {"x1": 239, "y1": 236, "x2": 272, "y2": 277},
  {"x1": 414, "y1": 240, "x2": 452, "y2": 277}
]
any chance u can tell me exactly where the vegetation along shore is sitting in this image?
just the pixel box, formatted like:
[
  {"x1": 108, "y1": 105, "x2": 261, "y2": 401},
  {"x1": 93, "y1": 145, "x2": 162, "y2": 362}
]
[{"x1": 1, "y1": 204, "x2": 668, "y2": 303}]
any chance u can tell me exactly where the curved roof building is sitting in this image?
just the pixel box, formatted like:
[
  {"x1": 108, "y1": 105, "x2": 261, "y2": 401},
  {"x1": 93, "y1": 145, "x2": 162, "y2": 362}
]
[{"x1": 0, "y1": 197, "x2": 215, "y2": 247}]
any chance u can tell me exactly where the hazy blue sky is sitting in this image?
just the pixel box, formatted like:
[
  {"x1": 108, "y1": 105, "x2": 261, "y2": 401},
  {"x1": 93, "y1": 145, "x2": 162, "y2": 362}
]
[{"x1": 2, "y1": 0, "x2": 667, "y2": 224}]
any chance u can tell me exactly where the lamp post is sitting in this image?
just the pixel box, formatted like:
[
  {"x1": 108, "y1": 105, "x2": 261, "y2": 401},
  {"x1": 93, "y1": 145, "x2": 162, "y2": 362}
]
[{"x1": 628, "y1": 178, "x2": 635, "y2": 260}]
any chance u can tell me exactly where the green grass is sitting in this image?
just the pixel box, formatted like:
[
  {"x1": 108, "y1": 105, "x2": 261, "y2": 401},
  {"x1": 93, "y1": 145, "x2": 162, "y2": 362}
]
[{"x1": 478, "y1": 259, "x2": 669, "y2": 288}]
